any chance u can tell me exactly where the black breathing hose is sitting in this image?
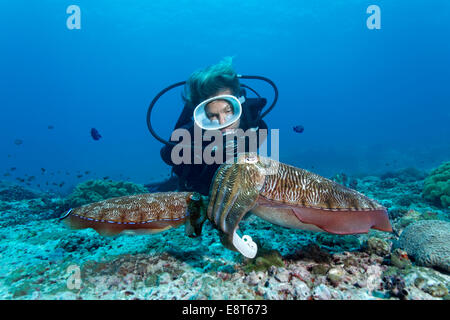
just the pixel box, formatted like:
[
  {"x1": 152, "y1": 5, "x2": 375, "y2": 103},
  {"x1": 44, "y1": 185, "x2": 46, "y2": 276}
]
[
  {"x1": 146, "y1": 75, "x2": 278, "y2": 146},
  {"x1": 146, "y1": 81, "x2": 186, "y2": 146}
]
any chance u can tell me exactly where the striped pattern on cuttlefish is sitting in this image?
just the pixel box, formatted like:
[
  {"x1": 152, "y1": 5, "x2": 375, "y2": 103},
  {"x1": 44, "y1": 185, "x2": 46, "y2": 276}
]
[
  {"x1": 207, "y1": 154, "x2": 392, "y2": 257},
  {"x1": 60, "y1": 154, "x2": 392, "y2": 258}
]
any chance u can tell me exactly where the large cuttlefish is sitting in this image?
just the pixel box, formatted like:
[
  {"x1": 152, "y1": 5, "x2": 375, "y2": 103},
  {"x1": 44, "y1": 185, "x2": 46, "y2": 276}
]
[{"x1": 60, "y1": 154, "x2": 392, "y2": 258}]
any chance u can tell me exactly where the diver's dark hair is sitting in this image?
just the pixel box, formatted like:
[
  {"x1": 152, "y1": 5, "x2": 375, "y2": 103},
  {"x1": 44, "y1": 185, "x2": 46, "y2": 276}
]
[{"x1": 183, "y1": 57, "x2": 240, "y2": 107}]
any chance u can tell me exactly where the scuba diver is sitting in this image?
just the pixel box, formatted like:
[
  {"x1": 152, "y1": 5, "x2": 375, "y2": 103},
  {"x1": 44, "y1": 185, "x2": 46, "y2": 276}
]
[{"x1": 146, "y1": 57, "x2": 278, "y2": 196}]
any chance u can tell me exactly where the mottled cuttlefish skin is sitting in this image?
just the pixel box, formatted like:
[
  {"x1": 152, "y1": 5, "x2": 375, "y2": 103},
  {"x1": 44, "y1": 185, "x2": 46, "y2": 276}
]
[
  {"x1": 61, "y1": 192, "x2": 203, "y2": 236},
  {"x1": 207, "y1": 153, "x2": 393, "y2": 254}
]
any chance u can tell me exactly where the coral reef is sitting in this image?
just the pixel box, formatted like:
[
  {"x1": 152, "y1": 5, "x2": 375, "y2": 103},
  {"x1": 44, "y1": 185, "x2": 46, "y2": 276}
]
[
  {"x1": 326, "y1": 267, "x2": 345, "y2": 286},
  {"x1": 56, "y1": 232, "x2": 109, "y2": 253},
  {"x1": 397, "y1": 220, "x2": 450, "y2": 272},
  {"x1": 1, "y1": 214, "x2": 449, "y2": 300},
  {"x1": 315, "y1": 234, "x2": 361, "y2": 252},
  {"x1": 396, "y1": 209, "x2": 439, "y2": 229},
  {"x1": 390, "y1": 248, "x2": 412, "y2": 269},
  {"x1": 241, "y1": 248, "x2": 285, "y2": 273},
  {"x1": 65, "y1": 179, "x2": 148, "y2": 208},
  {"x1": 382, "y1": 275, "x2": 408, "y2": 300},
  {"x1": 0, "y1": 165, "x2": 449, "y2": 300},
  {"x1": 0, "y1": 184, "x2": 41, "y2": 201},
  {"x1": 0, "y1": 182, "x2": 66, "y2": 227},
  {"x1": 422, "y1": 161, "x2": 450, "y2": 209},
  {"x1": 285, "y1": 244, "x2": 332, "y2": 264},
  {"x1": 364, "y1": 237, "x2": 391, "y2": 257},
  {"x1": 414, "y1": 276, "x2": 448, "y2": 297},
  {"x1": 381, "y1": 167, "x2": 427, "y2": 184}
]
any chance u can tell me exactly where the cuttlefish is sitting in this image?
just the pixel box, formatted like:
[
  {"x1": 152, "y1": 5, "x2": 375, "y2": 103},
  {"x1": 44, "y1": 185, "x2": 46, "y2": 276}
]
[
  {"x1": 206, "y1": 154, "x2": 392, "y2": 257},
  {"x1": 60, "y1": 192, "x2": 207, "y2": 237},
  {"x1": 60, "y1": 154, "x2": 392, "y2": 258}
]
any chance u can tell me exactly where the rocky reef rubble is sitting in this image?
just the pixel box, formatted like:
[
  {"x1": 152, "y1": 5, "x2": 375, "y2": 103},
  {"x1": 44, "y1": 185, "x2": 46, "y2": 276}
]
[
  {"x1": 0, "y1": 163, "x2": 449, "y2": 300},
  {"x1": 0, "y1": 182, "x2": 65, "y2": 227},
  {"x1": 0, "y1": 216, "x2": 448, "y2": 300}
]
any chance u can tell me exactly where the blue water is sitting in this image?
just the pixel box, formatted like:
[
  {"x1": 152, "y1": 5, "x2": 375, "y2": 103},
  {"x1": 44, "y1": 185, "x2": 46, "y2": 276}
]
[{"x1": 1, "y1": 0, "x2": 449, "y2": 194}]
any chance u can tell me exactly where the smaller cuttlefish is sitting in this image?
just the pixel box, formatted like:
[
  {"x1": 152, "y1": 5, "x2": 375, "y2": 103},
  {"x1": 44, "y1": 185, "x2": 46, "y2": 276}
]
[
  {"x1": 60, "y1": 154, "x2": 392, "y2": 258},
  {"x1": 59, "y1": 192, "x2": 207, "y2": 237}
]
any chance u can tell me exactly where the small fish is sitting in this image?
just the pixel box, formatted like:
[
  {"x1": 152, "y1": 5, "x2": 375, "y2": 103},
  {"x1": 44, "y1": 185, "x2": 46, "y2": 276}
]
[
  {"x1": 77, "y1": 174, "x2": 83, "y2": 178},
  {"x1": 103, "y1": 176, "x2": 110, "y2": 180},
  {"x1": 37, "y1": 184, "x2": 40, "y2": 188},
  {"x1": 293, "y1": 125, "x2": 304, "y2": 134},
  {"x1": 7, "y1": 154, "x2": 11, "y2": 158},
  {"x1": 3, "y1": 173, "x2": 10, "y2": 177},
  {"x1": 48, "y1": 125, "x2": 54, "y2": 130},
  {"x1": 91, "y1": 128, "x2": 102, "y2": 141},
  {"x1": 59, "y1": 182, "x2": 65, "y2": 187},
  {"x1": 85, "y1": 171, "x2": 90, "y2": 175},
  {"x1": 10, "y1": 167, "x2": 16, "y2": 171},
  {"x1": 41, "y1": 168, "x2": 46, "y2": 173},
  {"x1": 14, "y1": 139, "x2": 23, "y2": 146}
]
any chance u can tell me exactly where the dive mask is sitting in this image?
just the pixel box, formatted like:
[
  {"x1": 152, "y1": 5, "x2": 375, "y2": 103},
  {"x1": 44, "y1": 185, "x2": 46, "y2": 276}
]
[{"x1": 193, "y1": 94, "x2": 244, "y2": 130}]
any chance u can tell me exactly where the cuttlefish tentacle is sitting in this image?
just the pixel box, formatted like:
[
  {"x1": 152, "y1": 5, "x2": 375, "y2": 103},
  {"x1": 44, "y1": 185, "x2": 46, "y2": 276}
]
[
  {"x1": 61, "y1": 192, "x2": 207, "y2": 237},
  {"x1": 207, "y1": 155, "x2": 267, "y2": 257},
  {"x1": 207, "y1": 153, "x2": 392, "y2": 258}
]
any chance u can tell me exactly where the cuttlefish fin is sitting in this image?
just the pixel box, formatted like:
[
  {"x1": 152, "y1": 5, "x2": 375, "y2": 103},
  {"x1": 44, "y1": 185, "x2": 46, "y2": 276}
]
[{"x1": 290, "y1": 206, "x2": 392, "y2": 234}]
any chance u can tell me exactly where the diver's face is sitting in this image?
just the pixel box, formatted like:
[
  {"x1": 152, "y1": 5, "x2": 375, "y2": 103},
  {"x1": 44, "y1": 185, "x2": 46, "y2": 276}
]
[{"x1": 205, "y1": 90, "x2": 240, "y2": 132}]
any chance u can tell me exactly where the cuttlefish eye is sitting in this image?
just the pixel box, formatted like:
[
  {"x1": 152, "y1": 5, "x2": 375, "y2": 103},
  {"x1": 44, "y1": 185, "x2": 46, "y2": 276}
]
[{"x1": 190, "y1": 193, "x2": 200, "y2": 201}]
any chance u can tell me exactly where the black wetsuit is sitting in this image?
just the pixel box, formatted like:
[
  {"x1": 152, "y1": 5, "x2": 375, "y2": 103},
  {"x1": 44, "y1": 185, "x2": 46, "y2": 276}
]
[{"x1": 159, "y1": 96, "x2": 268, "y2": 196}]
